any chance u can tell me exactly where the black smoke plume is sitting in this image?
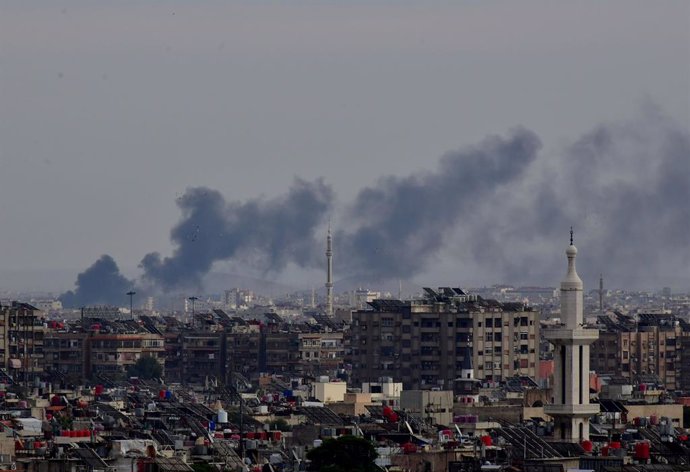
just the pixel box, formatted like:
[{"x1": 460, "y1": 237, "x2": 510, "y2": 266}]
[
  {"x1": 335, "y1": 128, "x2": 542, "y2": 278},
  {"x1": 59, "y1": 255, "x2": 135, "y2": 308},
  {"x1": 140, "y1": 178, "x2": 334, "y2": 291},
  {"x1": 62, "y1": 106, "x2": 689, "y2": 300}
]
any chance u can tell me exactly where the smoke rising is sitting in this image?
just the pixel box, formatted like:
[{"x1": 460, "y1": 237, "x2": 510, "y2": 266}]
[
  {"x1": 59, "y1": 255, "x2": 134, "y2": 308},
  {"x1": 61, "y1": 107, "x2": 690, "y2": 302},
  {"x1": 456, "y1": 106, "x2": 690, "y2": 289},
  {"x1": 335, "y1": 128, "x2": 542, "y2": 278},
  {"x1": 140, "y1": 178, "x2": 334, "y2": 291}
]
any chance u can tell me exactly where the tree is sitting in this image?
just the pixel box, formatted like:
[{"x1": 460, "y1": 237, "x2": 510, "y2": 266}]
[
  {"x1": 306, "y1": 436, "x2": 378, "y2": 472},
  {"x1": 127, "y1": 356, "x2": 163, "y2": 380}
]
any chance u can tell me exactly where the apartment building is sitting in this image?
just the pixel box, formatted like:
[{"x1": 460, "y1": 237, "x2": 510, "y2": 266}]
[
  {"x1": 591, "y1": 313, "x2": 688, "y2": 391},
  {"x1": 43, "y1": 332, "x2": 90, "y2": 382},
  {"x1": 89, "y1": 332, "x2": 165, "y2": 378},
  {"x1": 260, "y1": 330, "x2": 299, "y2": 374},
  {"x1": 226, "y1": 324, "x2": 262, "y2": 377},
  {"x1": 0, "y1": 302, "x2": 48, "y2": 385},
  {"x1": 297, "y1": 332, "x2": 345, "y2": 376},
  {"x1": 180, "y1": 332, "x2": 227, "y2": 385},
  {"x1": 44, "y1": 319, "x2": 165, "y2": 381},
  {"x1": 350, "y1": 288, "x2": 540, "y2": 390}
]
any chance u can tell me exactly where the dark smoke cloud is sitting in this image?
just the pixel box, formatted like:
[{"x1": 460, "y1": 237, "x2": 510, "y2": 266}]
[
  {"x1": 335, "y1": 128, "x2": 542, "y2": 278},
  {"x1": 140, "y1": 178, "x2": 334, "y2": 291},
  {"x1": 62, "y1": 106, "x2": 689, "y2": 300},
  {"x1": 459, "y1": 106, "x2": 690, "y2": 289},
  {"x1": 59, "y1": 255, "x2": 134, "y2": 308}
]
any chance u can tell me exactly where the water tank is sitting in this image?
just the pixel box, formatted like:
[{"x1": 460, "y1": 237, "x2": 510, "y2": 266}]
[
  {"x1": 270, "y1": 453, "x2": 283, "y2": 464},
  {"x1": 313, "y1": 439, "x2": 323, "y2": 448},
  {"x1": 246, "y1": 440, "x2": 257, "y2": 450},
  {"x1": 634, "y1": 441, "x2": 650, "y2": 460},
  {"x1": 217, "y1": 409, "x2": 228, "y2": 424},
  {"x1": 318, "y1": 376, "x2": 329, "y2": 383}
]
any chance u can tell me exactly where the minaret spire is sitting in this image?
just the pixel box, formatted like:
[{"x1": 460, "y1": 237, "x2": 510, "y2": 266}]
[
  {"x1": 544, "y1": 230, "x2": 599, "y2": 442},
  {"x1": 599, "y1": 274, "x2": 604, "y2": 313},
  {"x1": 325, "y1": 222, "x2": 334, "y2": 317}
]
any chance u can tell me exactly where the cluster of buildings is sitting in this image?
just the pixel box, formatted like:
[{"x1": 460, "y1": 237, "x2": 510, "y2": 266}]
[{"x1": 0, "y1": 238, "x2": 689, "y2": 471}]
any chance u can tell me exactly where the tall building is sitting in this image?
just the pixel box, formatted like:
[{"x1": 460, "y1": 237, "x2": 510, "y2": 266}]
[
  {"x1": 543, "y1": 233, "x2": 599, "y2": 442},
  {"x1": 0, "y1": 302, "x2": 47, "y2": 385},
  {"x1": 350, "y1": 288, "x2": 539, "y2": 390},
  {"x1": 591, "y1": 313, "x2": 686, "y2": 391}
]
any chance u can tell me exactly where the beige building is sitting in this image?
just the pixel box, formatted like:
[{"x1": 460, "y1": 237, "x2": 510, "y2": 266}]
[
  {"x1": 0, "y1": 302, "x2": 48, "y2": 385},
  {"x1": 591, "y1": 315, "x2": 685, "y2": 391},
  {"x1": 350, "y1": 289, "x2": 539, "y2": 390},
  {"x1": 297, "y1": 332, "x2": 345, "y2": 376},
  {"x1": 312, "y1": 380, "x2": 347, "y2": 403},
  {"x1": 400, "y1": 389, "x2": 454, "y2": 426}
]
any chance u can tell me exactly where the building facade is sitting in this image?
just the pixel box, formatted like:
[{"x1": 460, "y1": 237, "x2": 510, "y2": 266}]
[
  {"x1": 591, "y1": 314, "x2": 686, "y2": 391},
  {"x1": 350, "y1": 289, "x2": 539, "y2": 390}
]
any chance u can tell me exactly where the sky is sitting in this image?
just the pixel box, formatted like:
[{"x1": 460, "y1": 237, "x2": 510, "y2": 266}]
[{"x1": 1, "y1": 1, "x2": 689, "y2": 295}]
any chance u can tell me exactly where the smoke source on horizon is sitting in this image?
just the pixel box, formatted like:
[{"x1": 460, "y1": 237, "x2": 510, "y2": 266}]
[
  {"x1": 59, "y1": 255, "x2": 134, "y2": 308},
  {"x1": 140, "y1": 178, "x2": 334, "y2": 291}
]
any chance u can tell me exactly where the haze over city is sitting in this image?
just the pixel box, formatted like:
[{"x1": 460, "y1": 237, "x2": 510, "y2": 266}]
[{"x1": 1, "y1": 1, "x2": 688, "y2": 297}]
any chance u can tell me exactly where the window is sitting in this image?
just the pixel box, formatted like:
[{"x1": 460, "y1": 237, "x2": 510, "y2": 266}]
[
  {"x1": 402, "y1": 325, "x2": 411, "y2": 334},
  {"x1": 486, "y1": 319, "x2": 493, "y2": 328}
]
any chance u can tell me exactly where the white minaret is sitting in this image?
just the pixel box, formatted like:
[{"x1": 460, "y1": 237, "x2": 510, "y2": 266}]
[
  {"x1": 544, "y1": 229, "x2": 599, "y2": 442},
  {"x1": 325, "y1": 225, "x2": 334, "y2": 317}
]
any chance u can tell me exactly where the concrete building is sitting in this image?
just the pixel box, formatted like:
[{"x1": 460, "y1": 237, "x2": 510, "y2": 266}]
[
  {"x1": 0, "y1": 302, "x2": 48, "y2": 385},
  {"x1": 350, "y1": 289, "x2": 539, "y2": 390},
  {"x1": 297, "y1": 332, "x2": 344, "y2": 376},
  {"x1": 180, "y1": 332, "x2": 226, "y2": 385},
  {"x1": 312, "y1": 379, "x2": 347, "y2": 403},
  {"x1": 362, "y1": 378, "x2": 403, "y2": 407},
  {"x1": 543, "y1": 233, "x2": 599, "y2": 442},
  {"x1": 592, "y1": 313, "x2": 686, "y2": 391},
  {"x1": 400, "y1": 389, "x2": 454, "y2": 426}
]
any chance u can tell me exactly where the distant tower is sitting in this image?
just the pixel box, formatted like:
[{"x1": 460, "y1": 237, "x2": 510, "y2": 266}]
[
  {"x1": 325, "y1": 225, "x2": 334, "y2": 317},
  {"x1": 543, "y1": 228, "x2": 599, "y2": 442},
  {"x1": 599, "y1": 274, "x2": 604, "y2": 313}
]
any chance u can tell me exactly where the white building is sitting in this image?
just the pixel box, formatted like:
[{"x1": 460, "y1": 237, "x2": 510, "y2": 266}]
[
  {"x1": 362, "y1": 377, "x2": 403, "y2": 407},
  {"x1": 543, "y1": 232, "x2": 599, "y2": 442}
]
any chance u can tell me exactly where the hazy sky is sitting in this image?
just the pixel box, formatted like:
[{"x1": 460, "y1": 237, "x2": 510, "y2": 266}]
[{"x1": 1, "y1": 1, "x2": 689, "y2": 293}]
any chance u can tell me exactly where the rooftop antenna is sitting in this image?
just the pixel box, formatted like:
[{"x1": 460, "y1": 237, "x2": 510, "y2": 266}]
[{"x1": 570, "y1": 226, "x2": 574, "y2": 245}]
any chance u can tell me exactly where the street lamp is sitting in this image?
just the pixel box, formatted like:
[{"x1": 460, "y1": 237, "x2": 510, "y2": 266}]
[
  {"x1": 188, "y1": 296, "x2": 198, "y2": 328},
  {"x1": 126, "y1": 291, "x2": 136, "y2": 320}
]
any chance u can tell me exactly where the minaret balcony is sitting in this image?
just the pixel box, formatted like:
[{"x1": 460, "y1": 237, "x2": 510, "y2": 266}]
[
  {"x1": 544, "y1": 403, "x2": 599, "y2": 417},
  {"x1": 543, "y1": 328, "x2": 599, "y2": 345}
]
